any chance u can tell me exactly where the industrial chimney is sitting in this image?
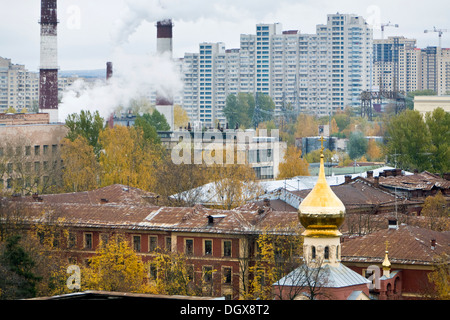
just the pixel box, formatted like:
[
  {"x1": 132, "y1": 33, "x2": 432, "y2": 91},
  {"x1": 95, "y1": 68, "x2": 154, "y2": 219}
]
[
  {"x1": 155, "y1": 19, "x2": 174, "y2": 131},
  {"x1": 156, "y1": 19, "x2": 173, "y2": 57},
  {"x1": 106, "y1": 61, "x2": 113, "y2": 82},
  {"x1": 39, "y1": 0, "x2": 59, "y2": 123}
]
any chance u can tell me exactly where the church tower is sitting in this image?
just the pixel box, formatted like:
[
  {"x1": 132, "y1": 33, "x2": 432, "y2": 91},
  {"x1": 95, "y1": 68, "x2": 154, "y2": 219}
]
[{"x1": 298, "y1": 137, "x2": 346, "y2": 267}]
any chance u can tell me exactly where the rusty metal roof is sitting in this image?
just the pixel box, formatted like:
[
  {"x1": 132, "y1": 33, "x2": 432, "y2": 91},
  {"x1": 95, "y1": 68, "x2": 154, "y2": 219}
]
[
  {"x1": 341, "y1": 224, "x2": 450, "y2": 265},
  {"x1": 367, "y1": 171, "x2": 450, "y2": 191},
  {"x1": 21, "y1": 184, "x2": 159, "y2": 206},
  {"x1": 5, "y1": 196, "x2": 299, "y2": 235}
]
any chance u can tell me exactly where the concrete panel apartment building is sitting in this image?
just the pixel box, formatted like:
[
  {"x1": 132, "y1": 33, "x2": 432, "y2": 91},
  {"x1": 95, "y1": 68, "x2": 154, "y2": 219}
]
[
  {"x1": 373, "y1": 37, "x2": 450, "y2": 95},
  {"x1": 181, "y1": 13, "x2": 373, "y2": 127},
  {"x1": 0, "y1": 56, "x2": 85, "y2": 113},
  {"x1": 180, "y1": 13, "x2": 450, "y2": 128}
]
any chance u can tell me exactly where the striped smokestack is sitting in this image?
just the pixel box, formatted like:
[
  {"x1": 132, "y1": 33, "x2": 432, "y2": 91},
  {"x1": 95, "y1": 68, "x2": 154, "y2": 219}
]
[
  {"x1": 39, "y1": 0, "x2": 59, "y2": 123},
  {"x1": 155, "y1": 19, "x2": 174, "y2": 130},
  {"x1": 156, "y1": 19, "x2": 173, "y2": 57}
]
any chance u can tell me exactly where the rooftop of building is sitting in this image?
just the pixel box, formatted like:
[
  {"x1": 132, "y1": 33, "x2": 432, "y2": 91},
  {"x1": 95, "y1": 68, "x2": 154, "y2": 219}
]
[
  {"x1": 341, "y1": 224, "x2": 450, "y2": 265},
  {"x1": 365, "y1": 170, "x2": 450, "y2": 192},
  {"x1": 5, "y1": 185, "x2": 299, "y2": 235}
]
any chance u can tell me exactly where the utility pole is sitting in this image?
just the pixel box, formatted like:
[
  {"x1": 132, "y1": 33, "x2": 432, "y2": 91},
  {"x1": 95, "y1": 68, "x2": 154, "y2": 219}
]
[{"x1": 424, "y1": 27, "x2": 448, "y2": 48}]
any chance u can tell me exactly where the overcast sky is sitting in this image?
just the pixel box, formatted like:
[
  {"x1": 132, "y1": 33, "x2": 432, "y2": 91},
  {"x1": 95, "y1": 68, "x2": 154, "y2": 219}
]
[{"x1": 2, "y1": 0, "x2": 450, "y2": 71}]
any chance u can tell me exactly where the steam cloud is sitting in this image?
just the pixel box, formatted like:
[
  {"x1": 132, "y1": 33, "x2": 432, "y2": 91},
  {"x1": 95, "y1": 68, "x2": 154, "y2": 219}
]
[
  {"x1": 59, "y1": 0, "x2": 281, "y2": 123},
  {"x1": 58, "y1": 49, "x2": 182, "y2": 122}
]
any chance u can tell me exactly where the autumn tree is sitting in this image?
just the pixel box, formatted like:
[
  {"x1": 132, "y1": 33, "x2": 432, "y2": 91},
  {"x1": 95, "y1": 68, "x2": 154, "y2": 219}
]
[
  {"x1": 60, "y1": 136, "x2": 100, "y2": 192},
  {"x1": 420, "y1": 191, "x2": 449, "y2": 231},
  {"x1": 98, "y1": 126, "x2": 162, "y2": 191},
  {"x1": 208, "y1": 162, "x2": 263, "y2": 210},
  {"x1": 245, "y1": 224, "x2": 303, "y2": 300},
  {"x1": 174, "y1": 104, "x2": 190, "y2": 129},
  {"x1": 278, "y1": 146, "x2": 310, "y2": 179},
  {"x1": 81, "y1": 237, "x2": 151, "y2": 293},
  {"x1": 149, "y1": 250, "x2": 195, "y2": 296},
  {"x1": 295, "y1": 114, "x2": 318, "y2": 138},
  {"x1": 154, "y1": 156, "x2": 209, "y2": 206},
  {"x1": 427, "y1": 253, "x2": 450, "y2": 300},
  {"x1": 366, "y1": 138, "x2": 383, "y2": 162}
]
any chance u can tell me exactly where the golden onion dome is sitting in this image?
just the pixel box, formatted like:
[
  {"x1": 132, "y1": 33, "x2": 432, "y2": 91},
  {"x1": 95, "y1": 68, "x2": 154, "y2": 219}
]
[{"x1": 298, "y1": 139, "x2": 345, "y2": 237}]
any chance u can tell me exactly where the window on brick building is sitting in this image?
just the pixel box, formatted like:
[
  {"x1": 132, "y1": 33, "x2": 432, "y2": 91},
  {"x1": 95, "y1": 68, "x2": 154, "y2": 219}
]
[
  {"x1": 165, "y1": 237, "x2": 172, "y2": 252},
  {"x1": 84, "y1": 233, "x2": 92, "y2": 249},
  {"x1": 149, "y1": 236, "x2": 158, "y2": 252},
  {"x1": 223, "y1": 240, "x2": 232, "y2": 257},
  {"x1": 185, "y1": 239, "x2": 194, "y2": 255},
  {"x1": 204, "y1": 240, "x2": 212, "y2": 255},
  {"x1": 203, "y1": 266, "x2": 213, "y2": 283},
  {"x1": 223, "y1": 267, "x2": 232, "y2": 284},
  {"x1": 133, "y1": 235, "x2": 141, "y2": 252}
]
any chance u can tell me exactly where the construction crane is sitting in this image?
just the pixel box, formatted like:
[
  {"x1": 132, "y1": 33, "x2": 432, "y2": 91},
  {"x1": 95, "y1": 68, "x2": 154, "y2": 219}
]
[
  {"x1": 381, "y1": 22, "x2": 399, "y2": 39},
  {"x1": 424, "y1": 27, "x2": 448, "y2": 48}
]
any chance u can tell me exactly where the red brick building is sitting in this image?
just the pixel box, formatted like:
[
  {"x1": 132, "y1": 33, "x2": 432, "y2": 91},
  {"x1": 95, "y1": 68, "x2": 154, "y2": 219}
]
[
  {"x1": 2, "y1": 183, "x2": 448, "y2": 299},
  {"x1": 3, "y1": 184, "x2": 299, "y2": 300}
]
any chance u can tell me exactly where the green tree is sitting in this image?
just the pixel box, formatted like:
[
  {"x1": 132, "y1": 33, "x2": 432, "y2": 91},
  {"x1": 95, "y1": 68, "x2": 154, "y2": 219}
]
[
  {"x1": 224, "y1": 93, "x2": 253, "y2": 129},
  {"x1": 347, "y1": 131, "x2": 368, "y2": 160},
  {"x1": 0, "y1": 235, "x2": 41, "y2": 299},
  {"x1": 134, "y1": 115, "x2": 160, "y2": 144},
  {"x1": 384, "y1": 110, "x2": 433, "y2": 171},
  {"x1": 425, "y1": 107, "x2": 450, "y2": 173},
  {"x1": 140, "y1": 110, "x2": 171, "y2": 131},
  {"x1": 253, "y1": 92, "x2": 275, "y2": 127},
  {"x1": 65, "y1": 110, "x2": 105, "y2": 157},
  {"x1": 224, "y1": 92, "x2": 275, "y2": 129}
]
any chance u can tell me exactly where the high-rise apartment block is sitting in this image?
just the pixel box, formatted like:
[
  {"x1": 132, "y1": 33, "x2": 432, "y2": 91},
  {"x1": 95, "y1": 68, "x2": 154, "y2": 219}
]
[
  {"x1": 372, "y1": 37, "x2": 450, "y2": 95},
  {"x1": 0, "y1": 57, "x2": 40, "y2": 112},
  {"x1": 181, "y1": 13, "x2": 373, "y2": 127}
]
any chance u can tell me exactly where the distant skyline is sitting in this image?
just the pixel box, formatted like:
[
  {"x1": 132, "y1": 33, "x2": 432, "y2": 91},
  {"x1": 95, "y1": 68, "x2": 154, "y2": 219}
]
[{"x1": 1, "y1": 0, "x2": 450, "y2": 71}]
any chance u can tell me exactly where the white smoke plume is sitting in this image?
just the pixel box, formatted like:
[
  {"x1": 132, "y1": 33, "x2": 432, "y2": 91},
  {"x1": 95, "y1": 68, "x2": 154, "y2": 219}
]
[
  {"x1": 58, "y1": 49, "x2": 182, "y2": 122},
  {"x1": 59, "y1": 0, "x2": 281, "y2": 123},
  {"x1": 110, "y1": 0, "x2": 254, "y2": 46}
]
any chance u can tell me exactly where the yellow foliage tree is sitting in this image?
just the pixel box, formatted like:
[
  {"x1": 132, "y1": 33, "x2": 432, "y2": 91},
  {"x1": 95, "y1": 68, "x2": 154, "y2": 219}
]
[
  {"x1": 150, "y1": 251, "x2": 195, "y2": 296},
  {"x1": 278, "y1": 146, "x2": 310, "y2": 179},
  {"x1": 174, "y1": 104, "x2": 190, "y2": 129},
  {"x1": 295, "y1": 114, "x2": 318, "y2": 138},
  {"x1": 330, "y1": 118, "x2": 339, "y2": 135},
  {"x1": 99, "y1": 126, "x2": 161, "y2": 192},
  {"x1": 421, "y1": 191, "x2": 449, "y2": 231},
  {"x1": 81, "y1": 237, "x2": 151, "y2": 293},
  {"x1": 245, "y1": 224, "x2": 303, "y2": 300},
  {"x1": 60, "y1": 136, "x2": 100, "y2": 192},
  {"x1": 366, "y1": 138, "x2": 383, "y2": 162},
  {"x1": 208, "y1": 162, "x2": 263, "y2": 210},
  {"x1": 427, "y1": 253, "x2": 450, "y2": 300}
]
